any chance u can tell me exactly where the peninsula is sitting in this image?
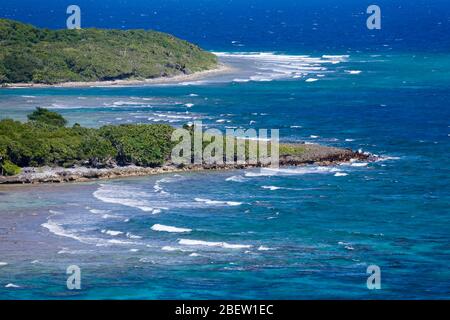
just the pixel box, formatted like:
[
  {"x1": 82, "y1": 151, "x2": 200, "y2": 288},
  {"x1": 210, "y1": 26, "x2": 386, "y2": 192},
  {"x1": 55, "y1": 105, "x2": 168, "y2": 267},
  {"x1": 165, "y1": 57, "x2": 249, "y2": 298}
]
[
  {"x1": 0, "y1": 19, "x2": 218, "y2": 86},
  {"x1": 0, "y1": 109, "x2": 370, "y2": 184}
]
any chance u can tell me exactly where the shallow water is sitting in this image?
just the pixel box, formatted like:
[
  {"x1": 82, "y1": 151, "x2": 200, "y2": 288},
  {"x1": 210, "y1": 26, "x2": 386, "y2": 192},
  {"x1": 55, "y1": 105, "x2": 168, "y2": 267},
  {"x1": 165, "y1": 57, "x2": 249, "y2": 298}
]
[
  {"x1": 1, "y1": 0, "x2": 450, "y2": 300},
  {"x1": 0, "y1": 50, "x2": 449, "y2": 299}
]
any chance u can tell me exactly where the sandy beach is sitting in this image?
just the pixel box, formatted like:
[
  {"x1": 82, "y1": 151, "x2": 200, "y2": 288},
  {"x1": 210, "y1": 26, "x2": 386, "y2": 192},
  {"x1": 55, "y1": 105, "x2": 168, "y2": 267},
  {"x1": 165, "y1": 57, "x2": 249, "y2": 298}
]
[{"x1": 0, "y1": 63, "x2": 235, "y2": 89}]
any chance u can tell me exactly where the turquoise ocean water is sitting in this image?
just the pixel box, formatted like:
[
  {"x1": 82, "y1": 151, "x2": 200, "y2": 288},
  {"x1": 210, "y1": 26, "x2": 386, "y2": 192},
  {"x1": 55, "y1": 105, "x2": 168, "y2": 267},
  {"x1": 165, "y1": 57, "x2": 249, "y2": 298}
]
[{"x1": 0, "y1": 1, "x2": 449, "y2": 299}]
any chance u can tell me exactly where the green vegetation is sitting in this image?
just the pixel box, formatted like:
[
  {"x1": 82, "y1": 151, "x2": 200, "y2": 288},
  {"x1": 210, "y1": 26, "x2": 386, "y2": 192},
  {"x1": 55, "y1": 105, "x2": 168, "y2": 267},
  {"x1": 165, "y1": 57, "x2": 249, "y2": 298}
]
[
  {"x1": 0, "y1": 160, "x2": 21, "y2": 176},
  {"x1": 28, "y1": 107, "x2": 68, "y2": 127},
  {"x1": 0, "y1": 108, "x2": 175, "y2": 174},
  {"x1": 0, "y1": 109, "x2": 308, "y2": 177},
  {"x1": 0, "y1": 19, "x2": 217, "y2": 84},
  {"x1": 100, "y1": 124, "x2": 175, "y2": 167},
  {"x1": 279, "y1": 144, "x2": 306, "y2": 156}
]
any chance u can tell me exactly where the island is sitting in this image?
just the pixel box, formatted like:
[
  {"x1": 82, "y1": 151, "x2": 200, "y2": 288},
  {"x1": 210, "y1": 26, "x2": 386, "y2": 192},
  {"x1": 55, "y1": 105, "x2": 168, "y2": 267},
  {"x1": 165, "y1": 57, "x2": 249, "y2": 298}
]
[
  {"x1": 0, "y1": 20, "x2": 371, "y2": 183},
  {"x1": 0, "y1": 108, "x2": 370, "y2": 184},
  {"x1": 0, "y1": 19, "x2": 219, "y2": 86}
]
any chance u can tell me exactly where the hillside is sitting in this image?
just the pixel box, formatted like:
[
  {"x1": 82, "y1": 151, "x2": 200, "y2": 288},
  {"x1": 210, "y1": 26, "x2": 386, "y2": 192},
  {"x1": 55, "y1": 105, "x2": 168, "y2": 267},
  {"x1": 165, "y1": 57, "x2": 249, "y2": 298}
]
[{"x1": 0, "y1": 19, "x2": 218, "y2": 84}]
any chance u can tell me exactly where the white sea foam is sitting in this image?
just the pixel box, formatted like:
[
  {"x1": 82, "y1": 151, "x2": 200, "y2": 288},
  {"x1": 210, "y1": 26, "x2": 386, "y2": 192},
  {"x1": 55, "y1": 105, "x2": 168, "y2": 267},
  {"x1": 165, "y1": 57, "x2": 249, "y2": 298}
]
[
  {"x1": 213, "y1": 52, "x2": 349, "y2": 83},
  {"x1": 93, "y1": 183, "x2": 166, "y2": 213},
  {"x1": 334, "y1": 172, "x2": 348, "y2": 177},
  {"x1": 376, "y1": 155, "x2": 401, "y2": 162},
  {"x1": 57, "y1": 248, "x2": 90, "y2": 255},
  {"x1": 153, "y1": 179, "x2": 170, "y2": 195},
  {"x1": 245, "y1": 166, "x2": 341, "y2": 177},
  {"x1": 151, "y1": 224, "x2": 192, "y2": 233},
  {"x1": 89, "y1": 209, "x2": 111, "y2": 215},
  {"x1": 161, "y1": 246, "x2": 191, "y2": 252},
  {"x1": 179, "y1": 239, "x2": 252, "y2": 249},
  {"x1": 233, "y1": 78, "x2": 250, "y2": 83},
  {"x1": 107, "y1": 239, "x2": 135, "y2": 245},
  {"x1": 339, "y1": 242, "x2": 355, "y2": 250},
  {"x1": 5, "y1": 283, "x2": 20, "y2": 288},
  {"x1": 161, "y1": 246, "x2": 178, "y2": 251},
  {"x1": 257, "y1": 246, "x2": 273, "y2": 251},
  {"x1": 112, "y1": 100, "x2": 147, "y2": 106},
  {"x1": 305, "y1": 78, "x2": 318, "y2": 82},
  {"x1": 194, "y1": 198, "x2": 242, "y2": 206},
  {"x1": 225, "y1": 175, "x2": 247, "y2": 183},
  {"x1": 41, "y1": 220, "x2": 87, "y2": 243},
  {"x1": 261, "y1": 186, "x2": 282, "y2": 191},
  {"x1": 322, "y1": 54, "x2": 349, "y2": 60},
  {"x1": 350, "y1": 162, "x2": 368, "y2": 167},
  {"x1": 345, "y1": 70, "x2": 362, "y2": 75},
  {"x1": 101, "y1": 230, "x2": 123, "y2": 236},
  {"x1": 126, "y1": 232, "x2": 142, "y2": 239},
  {"x1": 43, "y1": 216, "x2": 124, "y2": 246},
  {"x1": 0, "y1": 262, "x2": 8, "y2": 267}
]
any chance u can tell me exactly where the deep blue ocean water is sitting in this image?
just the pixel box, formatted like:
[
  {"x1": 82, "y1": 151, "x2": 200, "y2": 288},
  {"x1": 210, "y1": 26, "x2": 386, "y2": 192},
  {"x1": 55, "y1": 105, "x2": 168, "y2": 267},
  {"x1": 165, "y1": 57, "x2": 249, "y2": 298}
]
[{"x1": 0, "y1": 1, "x2": 449, "y2": 299}]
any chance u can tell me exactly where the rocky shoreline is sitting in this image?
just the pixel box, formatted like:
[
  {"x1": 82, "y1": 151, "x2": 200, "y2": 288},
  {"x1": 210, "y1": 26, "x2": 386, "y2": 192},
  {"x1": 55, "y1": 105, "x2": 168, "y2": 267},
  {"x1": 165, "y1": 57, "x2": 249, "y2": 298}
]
[{"x1": 0, "y1": 144, "x2": 372, "y2": 185}]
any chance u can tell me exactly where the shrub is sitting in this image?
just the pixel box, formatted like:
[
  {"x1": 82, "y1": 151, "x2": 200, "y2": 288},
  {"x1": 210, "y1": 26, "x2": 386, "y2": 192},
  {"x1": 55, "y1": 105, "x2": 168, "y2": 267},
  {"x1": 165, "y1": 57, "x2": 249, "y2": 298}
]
[
  {"x1": 1, "y1": 160, "x2": 21, "y2": 176},
  {"x1": 0, "y1": 110, "x2": 177, "y2": 174},
  {"x1": 100, "y1": 124, "x2": 175, "y2": 167},
  {"x1": 27, "y1": 107, "x2": 68, "y2": 127}
]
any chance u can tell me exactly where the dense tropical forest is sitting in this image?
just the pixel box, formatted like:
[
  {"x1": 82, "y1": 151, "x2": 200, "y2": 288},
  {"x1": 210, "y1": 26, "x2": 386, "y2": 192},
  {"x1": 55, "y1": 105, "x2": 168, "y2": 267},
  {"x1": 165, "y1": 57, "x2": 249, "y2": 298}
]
[
  {"x1": 0, "y1": 19, "x2": 217, "y2": 84},
  {"x1": 0, "y1": 108, "x2": 175, "y2": 175},
  {"x1": 0, "y1": 108, "x2": 307, "y2": 176}
]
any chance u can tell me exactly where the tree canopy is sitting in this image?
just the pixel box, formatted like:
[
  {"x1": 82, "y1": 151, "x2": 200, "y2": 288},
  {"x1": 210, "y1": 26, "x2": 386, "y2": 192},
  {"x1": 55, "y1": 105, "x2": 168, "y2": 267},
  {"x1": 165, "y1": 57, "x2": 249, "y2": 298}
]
[
  {"x1": 0, "y1": 19, "x2": 217, "y2": 84},
  {"x1": 0, "y1": 108, "x2": 175, "y2": 175}
]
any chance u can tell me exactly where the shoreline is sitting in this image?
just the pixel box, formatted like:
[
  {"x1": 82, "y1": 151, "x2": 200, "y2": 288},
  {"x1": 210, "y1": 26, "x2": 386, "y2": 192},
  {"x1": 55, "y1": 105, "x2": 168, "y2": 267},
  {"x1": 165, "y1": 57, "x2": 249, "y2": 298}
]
[
  {"x1": 0, "y1": 63, "x2": 235, "y2": 89},
  {"x1": 0, "y1": 144, "x2": 372, "y2": 185}
]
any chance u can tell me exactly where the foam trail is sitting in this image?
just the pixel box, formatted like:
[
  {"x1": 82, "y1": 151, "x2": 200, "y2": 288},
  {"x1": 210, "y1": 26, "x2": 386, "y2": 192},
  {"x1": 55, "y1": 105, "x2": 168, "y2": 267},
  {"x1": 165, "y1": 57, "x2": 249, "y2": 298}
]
[
  {"x1": 261, "y1": 186, "x2": 282, "y2": 191},
  {"x1": 258, "y1": 246, "x2": 273, "y2": 251},
  {"x1": 345, "y1": 70, "x2": 362, "y2": 75},
  {"x1": 101, "y1": 230, "x2": 123, "y2": 236},
  {"x1": 194, "y1": 198, "x2": 242, "y2": 206},
  {"x1": 213, "y1": 52, "x2": 349, "y2": 83},
  {"x1": 225, "y1": 175, "x2": 247, "y2": 183},
  {"x1": 42, "y1": 220, "x2": 87, "y2": 243},
  {"x1": 334, "y1": 172, "x2": 348, "y2": 177},
  {"x1": 93, "y1": 184, "x2": 164, "y2": 213},
  {"x1": 245, "y1": 166, "x2": 342, "y2": 177},
  {"x1": 179, "y1": 239, "x2": 252, "y2": 249},
  {"x1": 151, "y1": 224, "x2": 192, "y2": 233}
]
